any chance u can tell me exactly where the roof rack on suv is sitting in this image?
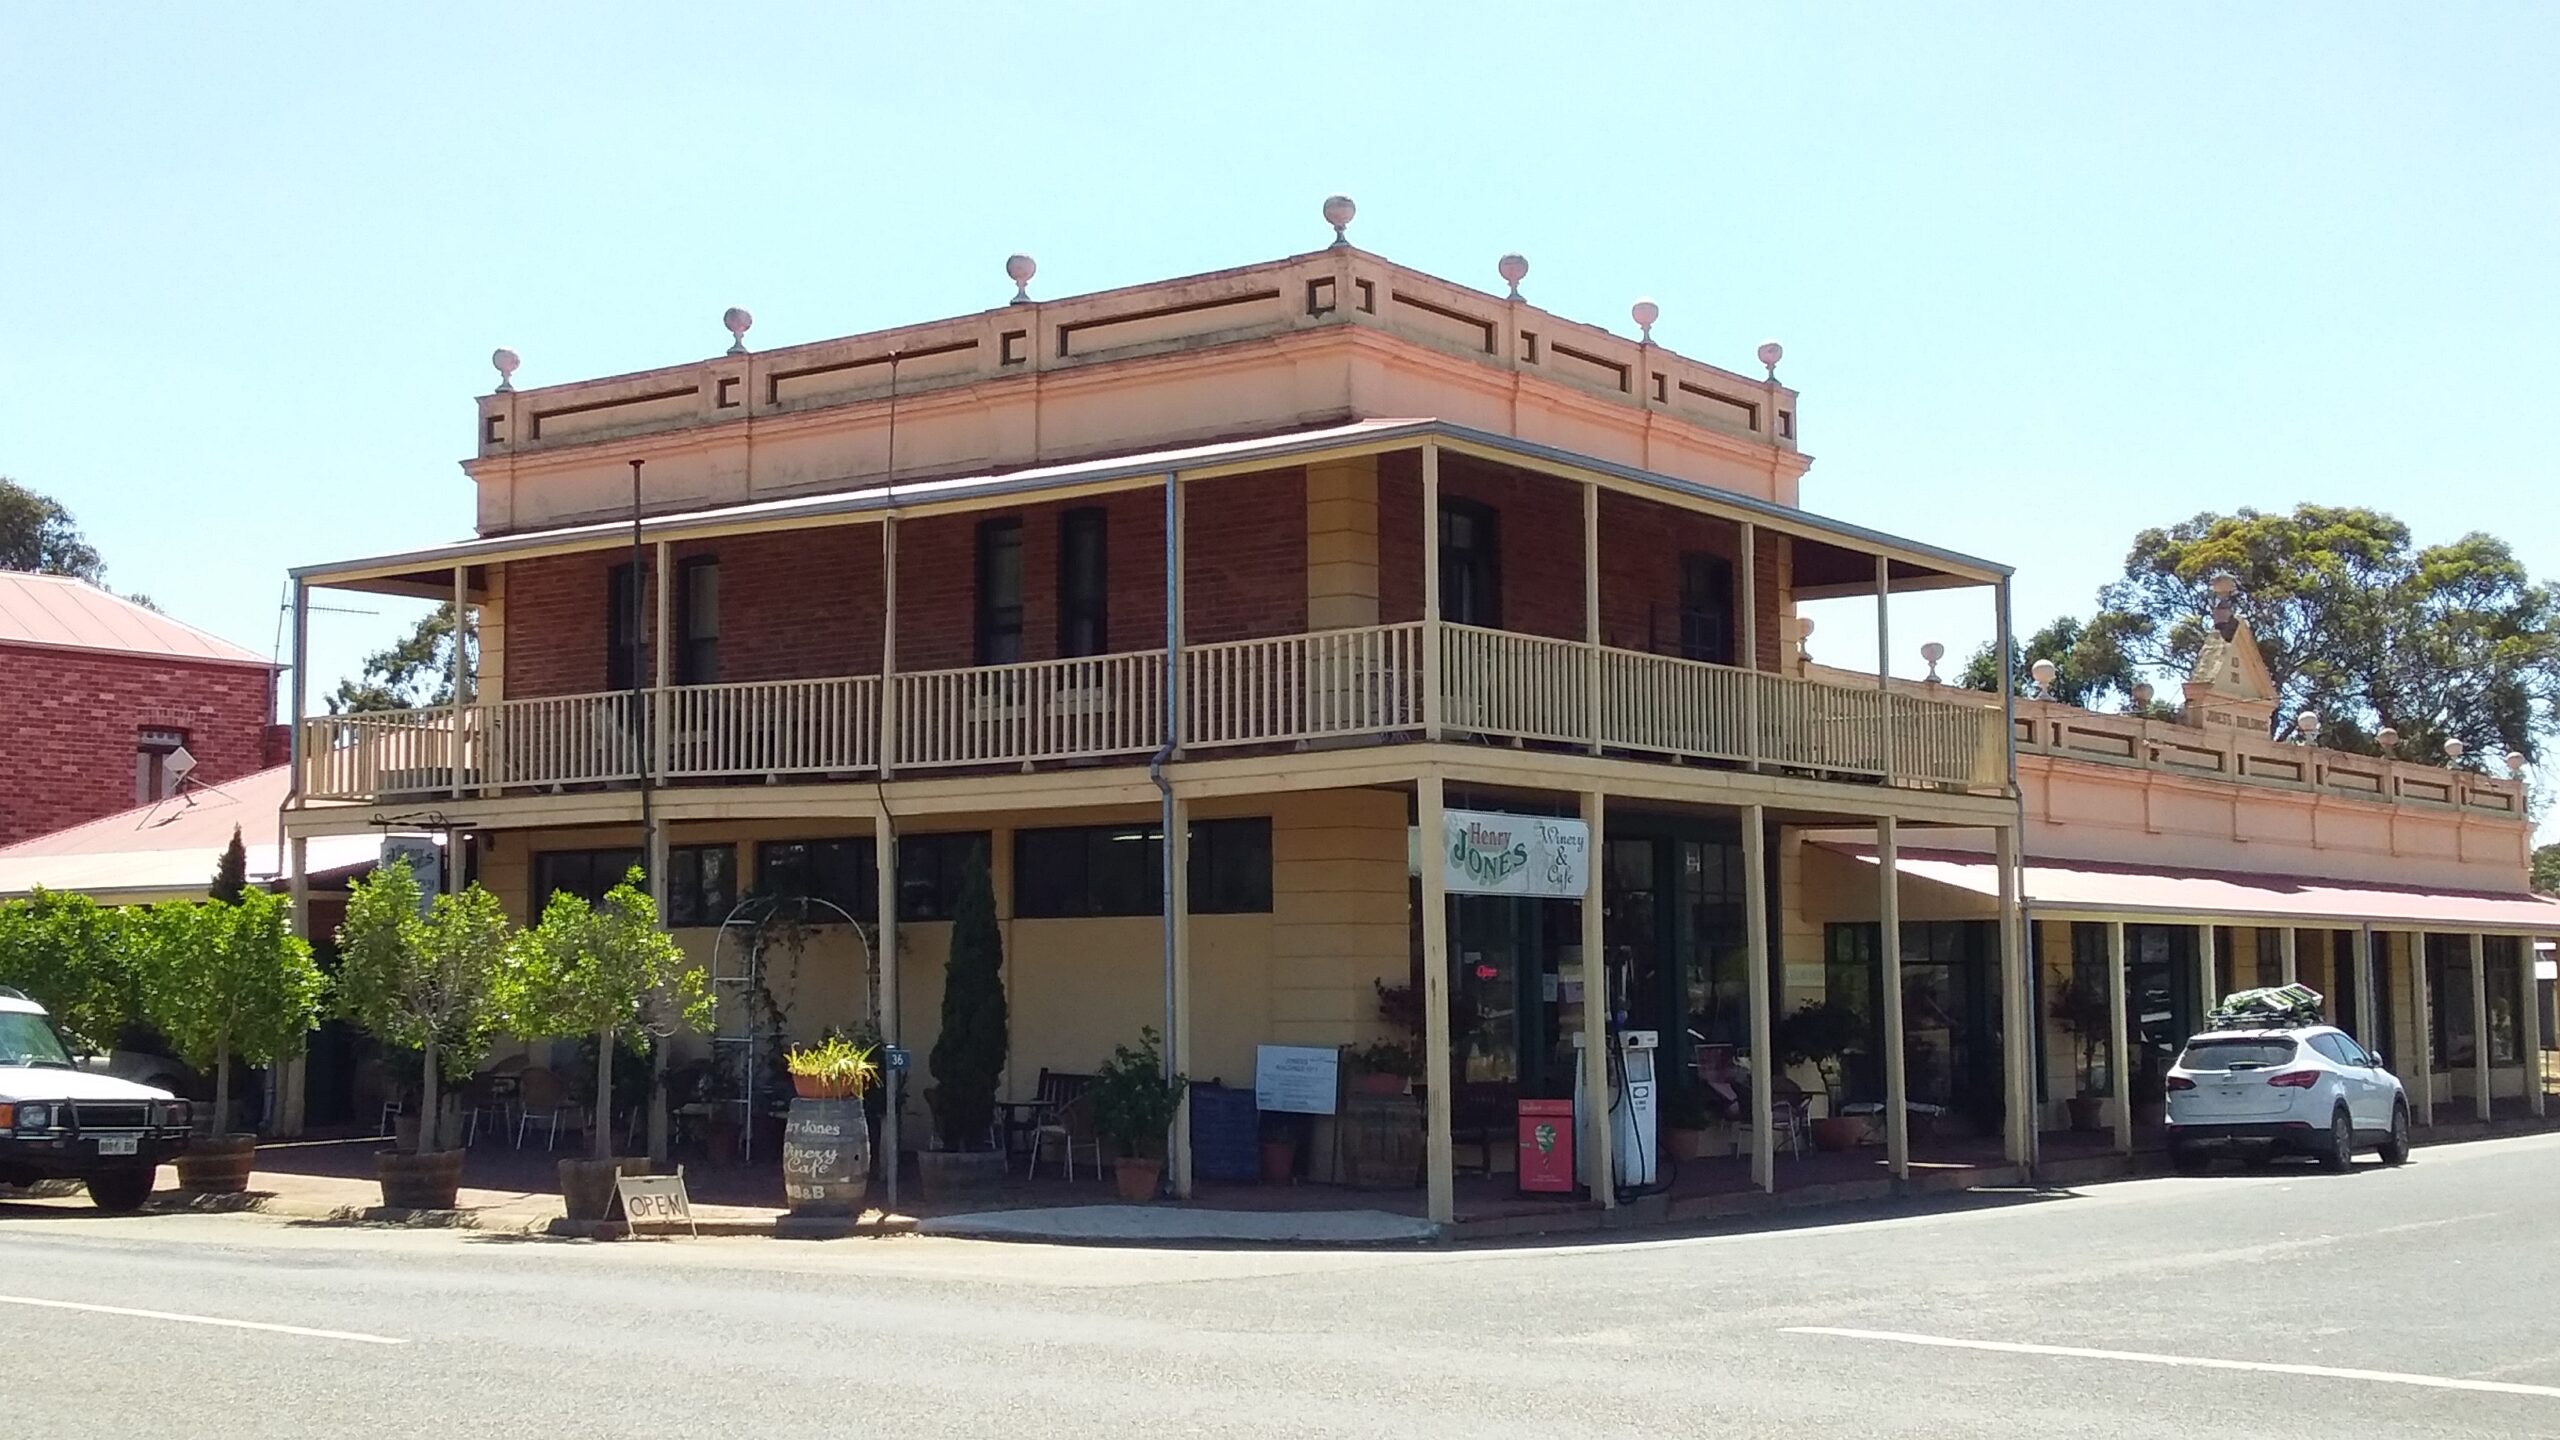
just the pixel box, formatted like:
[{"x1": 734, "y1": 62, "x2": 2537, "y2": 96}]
[{"x1": 2203, "y1": 983, "x2": 2326, "y2": 1032}]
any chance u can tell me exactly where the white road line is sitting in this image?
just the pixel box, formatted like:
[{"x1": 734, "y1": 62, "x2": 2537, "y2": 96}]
[
  {"x1": 1784, "y1": 1327, "x2": 2560, "y2": 1399},
  {"x1": 0, "y1": 1294, "x2": 404, "y2": 1345}
]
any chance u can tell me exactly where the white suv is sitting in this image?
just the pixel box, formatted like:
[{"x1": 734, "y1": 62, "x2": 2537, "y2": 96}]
[{"x1": 2165, "y1": 1024, "x2": 2410, "y2": 1173}]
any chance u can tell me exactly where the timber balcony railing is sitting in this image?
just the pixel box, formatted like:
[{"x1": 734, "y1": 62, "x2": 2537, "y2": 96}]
[{"x1": 296, "y1": 622, "x2": 2008, "y2": 803}]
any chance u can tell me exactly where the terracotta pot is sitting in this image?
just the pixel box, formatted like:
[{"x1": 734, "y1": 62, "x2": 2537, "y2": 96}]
[
  {"x1": 1113, "y1": 1156, "x2": 1163, "y2": 1202},
  {"x1": 1663, "y1": 1127, "x2": 1708, "y2": 1164},
  {"x1": 559, "y1": 1157, "x2": 647, "y2": 1222},
  {"x1": 2067, "y1": 1095, "x2": 2107, "y2": 1133},
  {"x1": 782, "y1": 1097, "x2": 872, "y2": 1216},
  {"x1": 1259, "y1": 1139, "x2": 1297, "y2": 1185},
  {"x1": 1809, "y1": 1117, "x2": 1867, "y2": 1153},
  {"x1": 175, "y1": 1134, "x2": 257, "y2": 1194},
  {"x1": 377, "y1": 1149, "x2": 466, "y2": 1210},
  {"x1": 1353, "y1": 1073, "x2": 1408, "y2": 1097}
]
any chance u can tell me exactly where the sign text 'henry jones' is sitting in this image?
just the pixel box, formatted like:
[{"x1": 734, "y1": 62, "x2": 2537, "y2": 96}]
[{"x1": 1439, "y1": 809, "x2": 1591, "y2": 897}]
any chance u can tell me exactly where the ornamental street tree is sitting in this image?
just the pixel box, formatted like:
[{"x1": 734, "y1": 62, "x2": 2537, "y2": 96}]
[
  {"x1": 928, "y1": 860, "x2": 1007, "y2": 1151},
  {"x1": 139, "y1": 890, "x2": 325, "y2": 1138},
  {"x1": 511, "y1": 871, "x2": 710, "y2": 1161},
  {"x1": 0, "y1": 890, "x2": 144, "y2": 1053},
  {"x1": 336, "y1": 865, "x2": 513, "y2": 1152}
]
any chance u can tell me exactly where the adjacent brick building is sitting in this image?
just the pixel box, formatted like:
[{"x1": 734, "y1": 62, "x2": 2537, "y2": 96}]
[{"x1": 0, "y1": 572, "x2": 277, "y2": 846}]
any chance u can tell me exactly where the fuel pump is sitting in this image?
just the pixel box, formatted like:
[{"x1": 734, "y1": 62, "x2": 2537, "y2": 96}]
[{"x1": 1571, "y1": 1029, "x2": 1663, "y2": 1194}]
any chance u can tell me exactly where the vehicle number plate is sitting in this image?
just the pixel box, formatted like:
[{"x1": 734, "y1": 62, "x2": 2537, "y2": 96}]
[{"x1": 95, "y1": 1136, "x2": 139, "y2": 1156}]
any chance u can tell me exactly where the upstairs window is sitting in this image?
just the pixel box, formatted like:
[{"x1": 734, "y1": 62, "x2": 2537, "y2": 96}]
[
  {"x1": 1438, "y1": 499, "x2": 1501, "y2": 628},
  {"x1": 135, "y1": 728, "x2": 188, "y2": 804},
  {"x1": 677, "y1": 557, "x2": 720, "y2": 685},
  {"x1": 606, "y1": 562, "x2": 642, "y2": 691},
  {"x1": 976, "y1": 519, "x2": 1025, "y2": 665},
  {"x1": 1678, "y1": 552, "x2": 1736, "y2": 666},
  {"x1": 1058, "y1": 507, "x2": 1109, "y2": 658}
]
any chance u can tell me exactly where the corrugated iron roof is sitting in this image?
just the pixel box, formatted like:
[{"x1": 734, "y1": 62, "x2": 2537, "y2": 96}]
[
  {"x1": 0, "y1": 765, "x2": 380, "y2": 899},
  {"x1": 1821, "y1": 844, "x2": 2560, "y2": 935},
  {"x1": 0, "y1": 572, "x2": 272, "y2": 668}
]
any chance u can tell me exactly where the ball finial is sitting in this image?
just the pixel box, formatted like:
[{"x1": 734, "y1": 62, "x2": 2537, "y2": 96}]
[
  {"x1": 1497, "y1": 253, "x2": 1529, "y2": 299},
  {"x1": 2132, "y1": 681, "x2": 2155, "y2": 708},
  {"x1": 1756, "y1": 340, "x2": 1784, "y2": 378},
  {"x1": 2444, "y1": 737, "x2": 2468, "y2": 760},
  {"x1": 2030, "y1": 658, "x2": 2058, "y2": 691},
  {"x1": 1322, "y1": 194, "x2": 1356, "y2": 245},
  {"x1": 2506, "y1": 748, "x2": 2529, "y2": 777},
  {"x1": 491, "y1": 348, "x2": 520, "y2": 393},
  {"x1": 2294, "y1": 709, "x2": 2321, "y2": 741},
  {"x1": 2376, "y1": 726, "x2": 2400, "y2": 753},
  {"x1": 722, "y1": 307, "x2": 753, "y2": 356},
  {"x1": 1006, "y1": 254, "x2": 1038, "y2": 305},
  {"x1": 1631, "y1": 298, "x2": 1659, "y2": 341},
  {"x1": 1919, "y1": 640, "x2": 1945, "y2": 684}
]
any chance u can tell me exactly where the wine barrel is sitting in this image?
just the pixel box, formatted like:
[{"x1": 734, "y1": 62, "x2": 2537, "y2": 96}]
[{"x1": 781, "y1": 1097, "x2": 871, "y2": 1216}]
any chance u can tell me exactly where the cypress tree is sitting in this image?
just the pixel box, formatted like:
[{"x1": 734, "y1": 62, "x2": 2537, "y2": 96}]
[
  {"x1": 210, "y1": 826, "x2": 250, "y2": 905},
  {"x1": 928, "y1": 860, "x2": 1007, "y2": 1150}
]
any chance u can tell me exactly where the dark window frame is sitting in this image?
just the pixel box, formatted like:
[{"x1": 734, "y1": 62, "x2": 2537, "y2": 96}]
[
  {"x1": 606, "y1": 562, "x2": 641, "y2": 692},
  {"x1": 677, "y1": 555, "x2": 719, "y2": 686},
  {"x1": 754, "y1": 832, "x2": 994, "y2": 923},
  {"x1": 1057, "y1": 506, "x2": 1108, "y2": 658},
  {"x1": 531, "y1": 845, "x2": 733, "y2": 927},
  {"x1": 1677, "y1": 551, "x2": 1737, "y2": 666},
  {"x1": 1437, "y1": 497, "x2": 1501, "y2": 629},
  {"x1": 1012, "y1": 818, "x2": 1274, "y2": 918},
  {"x1": 975, "y1": 517, "x2": 1025, "y2": 665}
]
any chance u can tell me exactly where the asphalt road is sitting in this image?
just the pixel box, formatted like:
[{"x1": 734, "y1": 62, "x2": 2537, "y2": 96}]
[{"x1": 7, "y1": 1135, "x2": 2560, "y2": 1438}]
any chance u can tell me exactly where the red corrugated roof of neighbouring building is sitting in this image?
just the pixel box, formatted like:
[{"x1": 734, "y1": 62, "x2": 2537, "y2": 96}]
[
  {"x1": 0, "y1": 572, "x2": 272, "y2": 668},
  {"x1": 0, "y1": 765, "x2": 382, "y2": 897}
]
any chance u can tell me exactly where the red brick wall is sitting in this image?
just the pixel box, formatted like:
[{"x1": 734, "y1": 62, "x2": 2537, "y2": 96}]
[
  {"x1": 1381, "y1": 452, "x2": 1783, "y2": 668},
  {"x1": 497, "y1": 468, "x2": 1309, "y2": 695},
  {"x1": 0, "y1": 646, "x2": 275, "y2": 845}
]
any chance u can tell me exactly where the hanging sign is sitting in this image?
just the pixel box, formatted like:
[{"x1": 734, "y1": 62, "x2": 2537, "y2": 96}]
[{"x1": 1440, "y1": 809, "x2": 1590, "y2": 898}]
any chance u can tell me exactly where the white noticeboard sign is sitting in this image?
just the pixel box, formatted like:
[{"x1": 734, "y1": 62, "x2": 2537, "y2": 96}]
[
  {"x1": 1255, "y1": 1045, "x2": 1340, "y2": 1116},
  {"x1": 1439, "y1": 808, "x2": 1591, "y2": 898},
  {"x1": 615, "y1": 1171, "x2": 697, "y2": 1237}
]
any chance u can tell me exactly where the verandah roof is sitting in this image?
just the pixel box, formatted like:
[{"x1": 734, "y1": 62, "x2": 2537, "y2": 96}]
[{"x1": 1822, "y1": 844, "x2": 2560, "y2": 937}]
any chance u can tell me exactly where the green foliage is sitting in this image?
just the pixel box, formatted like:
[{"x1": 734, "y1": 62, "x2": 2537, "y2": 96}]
[
  {"x1": 1774, "y1": 999, "x2": 1866, "y2": 1099},
  {"x1": 335, "y1": 864, "x2": 513, "y2": 1083},
  {"x1": 1960, "y1": 613, "x2": 2143, "y2": 710},
  {"x1": 784, "y1": 1034, "x2": 880, "y2": 1099},
  {"x1": 210, "y1": 827, "x2": 250, "y2": 905},
  {"x1": 2534, "y1": 843, "x2": 2560, "y2": 898},
  {"x1": 927, "y1": 860, "x2": 1008, "y2": 1150},
  {"x1": 330, "y1": 602, "x2": 476, "y2": 714},
  {"x1": 510, "y1": 871, "x2": 711, "y2": 1043},
  {"x1": 1089, "y1": 1027, "x2": 1187, "y2": 1158},
  {"x1": 2086, "y1": 505, "x2": 2560, "y2": 759},
  {"x1": 0, "y1": 477, "x2": 104, "y2": 582},
  {"x1": 137, "y1": 891, "x2": 325, "y2": 1131},
  {"x1": 0, "y1": 890, "x2": 144, "y2": 1052}
]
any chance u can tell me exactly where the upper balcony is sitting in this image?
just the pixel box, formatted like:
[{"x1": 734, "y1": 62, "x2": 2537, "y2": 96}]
[{"x1": 290, "y1": 422, "x2": 2015, "y2": 815}]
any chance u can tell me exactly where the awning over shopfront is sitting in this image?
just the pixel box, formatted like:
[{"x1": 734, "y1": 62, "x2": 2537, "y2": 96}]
[{"x1": 1821, "y1": 844, "x2": 2560, "y2": 936}]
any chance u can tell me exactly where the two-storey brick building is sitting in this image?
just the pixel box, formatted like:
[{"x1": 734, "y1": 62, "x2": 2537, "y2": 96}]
[
  {"x1": 283, "y1": 202, "x2": 2534, "y2": 1223},
  {"x1": 0, "y1": 572, "x2": 278, "y2": 846}
]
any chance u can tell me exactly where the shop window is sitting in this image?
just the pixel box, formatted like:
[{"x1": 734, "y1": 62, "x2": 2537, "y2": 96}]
[
  {"x1": 975, "y1": 518, "x2": 1025, "y2": 665},
  {"x1": 663, "y1": 845, "x2": 736, "y2": 927},
  {"x1": 756, "y1": 838, "x2": 875, "y2": 922},
  {"x1": 1677, "y1": 552, "x2": 1736, "y2": 665},
  {"x1": 895, "y1": 832, "x2": 991, "y2": 921},
  {"x1": 1013, "y1": 819, "x2": 1272, "y2": 918},
  {"x1": 1437, "y1": 498, "x2": 1501, "y2": 628},
  {"x1": 1057, "y1": 507, "x2": 1108, "y2": 658},
  {"x1": 532, "y1": 848, "x2": 642, "y2": 908},
  {"x1": 677, "y1": 557, "x2": 719, "y2": 685}
]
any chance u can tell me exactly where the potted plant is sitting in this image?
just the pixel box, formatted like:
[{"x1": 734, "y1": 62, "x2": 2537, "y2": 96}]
[
  {"x1": 780, "y1": 1033, "x2": 880, "y2": 1216},
  {"x1": 141, "y1": 888, "x2": 325, "y2": 1194},
  {"x1": 2049, "y1": 976, "x2": 2112, "y2": 1132},
  {"x1": 921, "y1": 861, "x2": 1008, "y2": 1195},
  {"x1": 1777, "y1": 999, "x2": 1869, "y2": 1151},
  {"x1": 1353, "y1": 1040, "x2": 1419, "y2": 1095},
  {"x1": 336, "y1": 863, "x2": 513, "y2": 1211},
  {"x1": 511, "y1": 871, "x2": 714, "y2": 1221},
  {"x1": 1091, "y1": 1027, "x2": 1187, "y2": 1202}
]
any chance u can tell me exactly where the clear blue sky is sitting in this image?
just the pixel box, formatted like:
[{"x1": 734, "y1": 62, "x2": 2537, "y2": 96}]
[{"x1": 4, "y1": 6, "x2": 2552, "y2": 833}]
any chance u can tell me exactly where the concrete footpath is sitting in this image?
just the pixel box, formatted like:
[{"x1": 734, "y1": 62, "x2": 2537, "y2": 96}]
[{"x1": 66, "y1": 1108, "x2": 2558, "y2": 1248}]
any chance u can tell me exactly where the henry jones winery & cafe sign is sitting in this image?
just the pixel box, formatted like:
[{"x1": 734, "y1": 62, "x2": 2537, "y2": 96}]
[{"x1": 1438, "y1": 808, "x2": 1591, "y2": 897}]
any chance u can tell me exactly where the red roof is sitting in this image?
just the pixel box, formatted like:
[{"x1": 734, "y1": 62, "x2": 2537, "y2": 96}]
[
  {"x1": 1824, "y1": 845, "x2": 2560, "y2": 935},
  {"x1": 0, "y1": 572, "x2": 270, "y2": 668},
  {"x1": 0, "y1": 765, "x2": 380, "y2": 897}
]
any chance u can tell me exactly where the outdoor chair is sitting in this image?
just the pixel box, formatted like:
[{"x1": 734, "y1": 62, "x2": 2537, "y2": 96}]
[
  {"x1": 1006, "y1": 1069, "x2": 1090, "y2": 1170},
  {"x1": 1026, "y1": 1091, "x2": 1103, "y2": 1181},
  {"x1": 513, "y1": 1066, "x2": 588, "y2": 1151}
]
